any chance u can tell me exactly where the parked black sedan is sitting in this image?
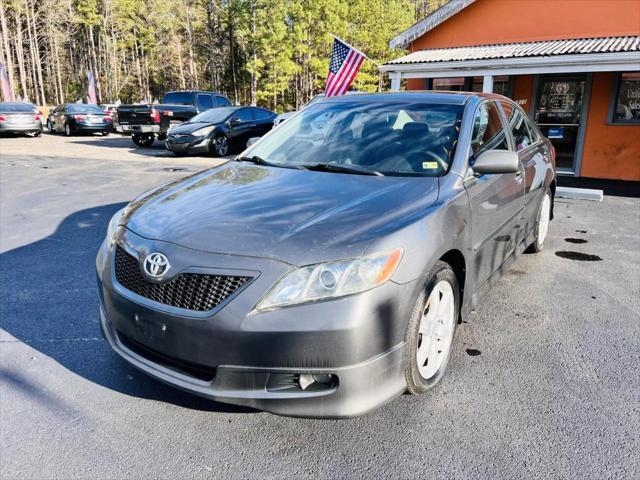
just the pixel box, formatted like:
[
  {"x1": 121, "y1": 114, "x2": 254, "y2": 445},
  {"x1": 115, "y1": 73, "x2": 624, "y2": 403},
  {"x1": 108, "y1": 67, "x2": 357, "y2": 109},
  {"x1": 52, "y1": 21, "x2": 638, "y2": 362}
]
[
  {"x1": 165, "y1": 106, "x2": 276, "y2": 156},
  {"x1": 48, "y1": 103, "x2": 112, "y2": 136},
  {"x1": 0, "y1": 102, "x2": 43, "y2": 136}
]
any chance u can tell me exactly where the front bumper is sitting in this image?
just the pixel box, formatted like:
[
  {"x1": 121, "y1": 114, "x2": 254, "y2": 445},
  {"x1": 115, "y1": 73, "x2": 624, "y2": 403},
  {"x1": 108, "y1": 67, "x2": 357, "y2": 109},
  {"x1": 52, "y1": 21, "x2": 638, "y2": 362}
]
[
  {"x1": 166, "y1": 134, "x2": 209, "y2": 154},
  {"x1": 96, "y1": 229, "x2": 415, "y2": 417}
]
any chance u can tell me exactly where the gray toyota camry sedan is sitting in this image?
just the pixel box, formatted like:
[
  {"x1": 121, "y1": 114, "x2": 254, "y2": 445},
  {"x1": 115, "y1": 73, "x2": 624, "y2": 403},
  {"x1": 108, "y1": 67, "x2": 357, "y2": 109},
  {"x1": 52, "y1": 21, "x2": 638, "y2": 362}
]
[{"x1": 97, "y1": 92, "x2": 555, "y2": 418}]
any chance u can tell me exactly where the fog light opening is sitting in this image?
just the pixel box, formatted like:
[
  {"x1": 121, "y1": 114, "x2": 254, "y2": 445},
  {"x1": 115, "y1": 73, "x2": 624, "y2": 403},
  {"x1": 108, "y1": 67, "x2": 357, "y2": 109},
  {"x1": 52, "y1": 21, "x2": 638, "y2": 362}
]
[{"x1": 297, "y1": 373, "x2": 337, "y2": 391}]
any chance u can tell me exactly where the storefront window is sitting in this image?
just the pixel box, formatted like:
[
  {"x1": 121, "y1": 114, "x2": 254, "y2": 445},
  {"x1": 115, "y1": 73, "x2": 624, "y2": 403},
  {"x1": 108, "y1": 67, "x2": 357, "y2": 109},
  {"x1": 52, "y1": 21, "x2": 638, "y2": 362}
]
[
  {"x1": 611, "y1": 73, "x2": 640, "y2": 124},
  {"x1": 471, "y1": 76, "x2": 510, "y2": 96},
  {"x1": 432, "y1": 77, "x2": 465, "y2": 91}
]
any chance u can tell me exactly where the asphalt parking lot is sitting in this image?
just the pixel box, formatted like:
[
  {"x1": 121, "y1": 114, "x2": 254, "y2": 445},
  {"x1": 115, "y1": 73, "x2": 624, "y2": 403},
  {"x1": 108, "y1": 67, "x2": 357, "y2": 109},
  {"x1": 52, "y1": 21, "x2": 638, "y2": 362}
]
[{"x1": 1, "y1": 133, "x2": 639, "y2": 479}]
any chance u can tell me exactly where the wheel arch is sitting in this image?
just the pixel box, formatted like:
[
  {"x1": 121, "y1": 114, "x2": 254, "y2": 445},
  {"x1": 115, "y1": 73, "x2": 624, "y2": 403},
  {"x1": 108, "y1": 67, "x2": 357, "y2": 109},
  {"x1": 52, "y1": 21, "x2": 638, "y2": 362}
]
[{"x1": 438, "y1": 249, "x2": 466, "y2": 318}]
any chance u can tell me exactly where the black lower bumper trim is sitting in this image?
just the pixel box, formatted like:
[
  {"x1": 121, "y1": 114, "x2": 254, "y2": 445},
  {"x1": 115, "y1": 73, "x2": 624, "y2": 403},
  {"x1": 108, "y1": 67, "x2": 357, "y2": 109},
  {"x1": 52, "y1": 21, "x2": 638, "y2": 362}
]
[{"x1": 117, "y1": 330, "x2": 217, "y2": 382}]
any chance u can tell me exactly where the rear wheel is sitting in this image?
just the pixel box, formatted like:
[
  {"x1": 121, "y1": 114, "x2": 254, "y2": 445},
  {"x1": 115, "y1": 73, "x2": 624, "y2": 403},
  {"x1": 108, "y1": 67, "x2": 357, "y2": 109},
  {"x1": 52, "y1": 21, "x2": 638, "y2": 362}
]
[
  {"x1": 405, "y1": 261, "x2": 459, "y2": 394},
  {"x1": 132, "y1": 134, "x2": 154, "y2": 147},
  {"x1": 526, "y1": 190, "x2": 552, "y2": 253}
]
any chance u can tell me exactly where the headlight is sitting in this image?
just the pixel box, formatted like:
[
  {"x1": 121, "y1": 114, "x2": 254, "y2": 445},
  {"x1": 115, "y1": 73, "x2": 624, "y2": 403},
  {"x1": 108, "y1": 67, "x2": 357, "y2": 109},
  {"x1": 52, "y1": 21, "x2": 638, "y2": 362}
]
[
  {"x1": 192, "y1": 125, "x2": 216, "y2": 137},
  {"x1": 255, "y1": 249, "x2": 403, "y2": 311},
  {"x1": 106, "y1": 208, "x2": 126, "y2": 246}
]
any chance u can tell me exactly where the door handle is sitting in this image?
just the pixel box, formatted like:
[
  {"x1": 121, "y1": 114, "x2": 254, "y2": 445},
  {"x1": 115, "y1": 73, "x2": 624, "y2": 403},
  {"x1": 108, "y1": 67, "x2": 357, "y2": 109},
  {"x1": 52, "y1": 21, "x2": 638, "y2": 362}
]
[{"x1": 515, "y1": 171, "x2": 524, "y2": 180}]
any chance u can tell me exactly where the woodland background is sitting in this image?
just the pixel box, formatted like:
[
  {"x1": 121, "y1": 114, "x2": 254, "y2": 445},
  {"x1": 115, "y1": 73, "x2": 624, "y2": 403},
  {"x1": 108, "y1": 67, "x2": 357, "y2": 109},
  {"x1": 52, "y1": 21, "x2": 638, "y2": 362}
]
[{"x1": 0, "y1": 0, "x2": 447, "y2": 111}]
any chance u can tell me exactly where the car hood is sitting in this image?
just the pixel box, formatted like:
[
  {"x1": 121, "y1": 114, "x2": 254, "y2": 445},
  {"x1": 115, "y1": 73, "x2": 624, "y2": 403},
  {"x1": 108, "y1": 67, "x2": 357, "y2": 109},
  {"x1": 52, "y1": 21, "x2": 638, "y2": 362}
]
[
  {"x1": 169, "y1": 121, "x2": 219, "y2": 135},
  {"x1": 123, "y1": 162, "x2": 439, "y2": 265}
]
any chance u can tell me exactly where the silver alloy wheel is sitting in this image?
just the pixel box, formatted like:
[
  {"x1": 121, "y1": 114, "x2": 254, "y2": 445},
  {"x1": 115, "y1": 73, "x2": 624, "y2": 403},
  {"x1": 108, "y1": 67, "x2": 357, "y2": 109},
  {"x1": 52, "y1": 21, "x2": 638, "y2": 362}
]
[
  {"x1": 416, "y1": 280, "x2": 456, "y2": 380},
  {"x1": 215, "y1": 136, "x2": 228, "y2": 156},
  {"x1": 65, "y1": 123, "x2": 70, "y2": 136},
  {"x1": 538, "y1": 193, "x2": 551, "y2": 246}
]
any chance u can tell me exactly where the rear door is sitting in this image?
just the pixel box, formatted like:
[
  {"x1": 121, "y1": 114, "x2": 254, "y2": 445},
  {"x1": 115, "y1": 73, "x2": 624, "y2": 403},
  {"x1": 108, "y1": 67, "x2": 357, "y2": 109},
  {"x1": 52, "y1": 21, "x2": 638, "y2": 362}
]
[
  {"x1": 251, "y1": 108, "x2": 276, "y2": 136},
  {"x1": 464, "y1": 100, "x2": 525, "y2": 289}
]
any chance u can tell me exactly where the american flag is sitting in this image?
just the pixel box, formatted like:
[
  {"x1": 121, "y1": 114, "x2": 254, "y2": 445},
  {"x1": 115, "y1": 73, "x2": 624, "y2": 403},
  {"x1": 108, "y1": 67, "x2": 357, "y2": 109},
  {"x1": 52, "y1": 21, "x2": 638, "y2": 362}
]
[
  {"x1": 0, "y1": 62, "x2": 13, "y2": 102},
  {"x1": 325, "y1": 38, "x2": 365, "y2": 98},
  {"x1": 87, "y1": 70, "x2": 97, "y2": 104}
]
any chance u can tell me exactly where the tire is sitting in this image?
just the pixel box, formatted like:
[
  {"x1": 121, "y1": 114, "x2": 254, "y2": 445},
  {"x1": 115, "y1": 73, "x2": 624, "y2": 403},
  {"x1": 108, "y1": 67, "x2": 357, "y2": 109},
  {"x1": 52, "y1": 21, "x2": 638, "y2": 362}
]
[
  {"x1": 101, "y1": 131, "x2": 109, "y2": 136},
  {"x1": 211, "y1": 134, "x2": 229, "y2": 157},
  {"x1": 46, "y1": 120, "x2": 54, "y2": 133},
  {"x1": 132, "y1": 134, "x2": 154, "y2": 147},
  {"x1": 64, "y1": 122, "x2": 71, "y2": 136},
  {"x1": 526, "y1": 190, "x2": 552, "y2": 253},
  {"x1": 33, "y1": 130, "x2": 42, "y2": 137},
  {"x1": 405, "y1": 261, "x2": 460, "y2": 394}
]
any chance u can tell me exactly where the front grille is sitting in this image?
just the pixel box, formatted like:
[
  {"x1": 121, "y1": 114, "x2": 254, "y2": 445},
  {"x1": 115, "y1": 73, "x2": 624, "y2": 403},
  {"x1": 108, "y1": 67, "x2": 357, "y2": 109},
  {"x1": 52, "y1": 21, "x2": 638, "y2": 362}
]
[
  {"x1": 117, "y1": 330, "x2": 216, "y2": 382},
  {"x1": 114, "y1": 245, "x2": 251, "y2": 312}
]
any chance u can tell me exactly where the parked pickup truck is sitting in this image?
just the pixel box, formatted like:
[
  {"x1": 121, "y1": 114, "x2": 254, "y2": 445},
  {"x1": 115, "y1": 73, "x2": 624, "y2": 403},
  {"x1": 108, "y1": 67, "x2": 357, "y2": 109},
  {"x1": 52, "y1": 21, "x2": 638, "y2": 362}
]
[{"x1": 114, "y1": 91, "x2": 232, "y2": 147}]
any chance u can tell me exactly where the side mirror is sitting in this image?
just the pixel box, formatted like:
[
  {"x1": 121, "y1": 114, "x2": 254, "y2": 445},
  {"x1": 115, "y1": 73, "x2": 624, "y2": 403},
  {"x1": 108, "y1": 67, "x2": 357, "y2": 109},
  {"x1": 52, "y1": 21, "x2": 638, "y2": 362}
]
[
  {"x1": 472, "y1": 150, "x2": 519, "y2": 174},
  {"x1": 246, "y1": 137, "x2": 260, "y2": 147},
  {"x1": 229, "y1": 117, "x2": 241, "y2": 127}
]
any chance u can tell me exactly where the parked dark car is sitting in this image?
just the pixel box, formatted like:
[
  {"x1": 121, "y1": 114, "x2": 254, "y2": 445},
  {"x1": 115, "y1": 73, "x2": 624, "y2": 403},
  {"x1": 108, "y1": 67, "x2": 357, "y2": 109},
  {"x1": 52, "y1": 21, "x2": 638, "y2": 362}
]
[
  {"x1": 97, "y1": 92, "x2": 556, "y2": 418},
  {"x1": 47, "y1": 103, "x2": 112, "y2": 136},
  {"x1": 0, "y1": 102, "x2": 42, "y2": 136},
  {"x1": 115, "y1": 91, "x2": 232, "y2": 147},
  {"x1": 165, "y1": 106, "x2": 276, "y2": 156}
]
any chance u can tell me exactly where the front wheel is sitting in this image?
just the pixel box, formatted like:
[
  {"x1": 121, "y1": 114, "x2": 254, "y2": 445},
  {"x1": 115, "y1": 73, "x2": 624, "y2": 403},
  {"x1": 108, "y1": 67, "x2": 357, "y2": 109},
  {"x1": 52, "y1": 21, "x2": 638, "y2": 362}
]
[
  {"x1": 132, "y1": 134, "x2": 154, "y2": 147},
  {"x1": 405, "y1": 261, "x2": 459, "y2": 394},
  {"x1": 526, "y1": 190, "x2": 552, "y2": 253},
  {"x1": 210, "y1": 134, "x2": 229, "y2": 157}
]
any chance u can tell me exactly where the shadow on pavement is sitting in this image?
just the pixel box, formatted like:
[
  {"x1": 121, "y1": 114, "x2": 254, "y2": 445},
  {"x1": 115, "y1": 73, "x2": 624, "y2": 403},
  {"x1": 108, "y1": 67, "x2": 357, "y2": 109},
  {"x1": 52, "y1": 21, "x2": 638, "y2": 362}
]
[
  {"x1": 66, "y1": 135, "x2": 176, "y2": 158},
  {"x1": 0, "y1": 202, "x2": 256, "y2": 414}
]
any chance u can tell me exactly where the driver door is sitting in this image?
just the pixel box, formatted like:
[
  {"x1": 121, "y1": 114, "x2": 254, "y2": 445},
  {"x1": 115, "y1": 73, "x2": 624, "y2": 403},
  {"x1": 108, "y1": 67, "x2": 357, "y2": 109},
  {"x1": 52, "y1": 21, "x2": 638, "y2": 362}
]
[
  {"x1": 227, "y1": 108, "x2": 256, "y2": 149},
  {"x1": 464, "y1": 101, "x2": 525, "y2": 290}
]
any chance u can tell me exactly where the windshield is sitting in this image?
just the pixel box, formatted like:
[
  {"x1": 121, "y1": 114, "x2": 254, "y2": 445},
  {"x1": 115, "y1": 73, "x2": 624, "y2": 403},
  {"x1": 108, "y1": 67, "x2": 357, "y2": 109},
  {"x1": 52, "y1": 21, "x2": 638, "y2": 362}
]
[
  {"x1": 188, "y1": 107, "x2": 236, "y2": 124},
  {"x1": 0, "y1": 103, "x2": 36, "y2": 113},
  {"x1": 246, "y1": 100, "x2": 464, "y2": 176},
  {"x1": 68, "y1": 104, "x2": 104, "y2": 114}
]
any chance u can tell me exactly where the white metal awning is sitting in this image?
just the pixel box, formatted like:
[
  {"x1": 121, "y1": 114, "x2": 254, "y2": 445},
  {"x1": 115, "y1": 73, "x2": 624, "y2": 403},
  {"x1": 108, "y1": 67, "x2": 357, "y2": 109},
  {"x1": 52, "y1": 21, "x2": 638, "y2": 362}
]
[{"x1": 382, "y1": 36, "x2": 640, "y2": 89}]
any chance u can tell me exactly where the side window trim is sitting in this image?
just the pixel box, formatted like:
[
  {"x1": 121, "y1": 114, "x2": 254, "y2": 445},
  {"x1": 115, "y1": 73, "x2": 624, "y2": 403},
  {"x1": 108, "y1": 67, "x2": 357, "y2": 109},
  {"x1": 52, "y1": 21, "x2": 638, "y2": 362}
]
[{"x1": 469, "y1": 99, "x2": 511, "y2": 159}]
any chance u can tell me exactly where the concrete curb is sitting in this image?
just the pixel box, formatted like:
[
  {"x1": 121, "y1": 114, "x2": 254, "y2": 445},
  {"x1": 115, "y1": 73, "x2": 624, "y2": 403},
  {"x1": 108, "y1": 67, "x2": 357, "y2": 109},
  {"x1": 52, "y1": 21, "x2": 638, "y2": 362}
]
[{"x1": 556, "y1": 186, "x2": 604, "y2": 201}]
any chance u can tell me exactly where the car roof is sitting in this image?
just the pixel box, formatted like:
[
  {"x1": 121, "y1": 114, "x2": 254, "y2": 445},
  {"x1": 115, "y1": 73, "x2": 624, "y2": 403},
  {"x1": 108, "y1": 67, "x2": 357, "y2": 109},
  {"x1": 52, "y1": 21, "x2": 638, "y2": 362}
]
[{"x1": 322, "y1": 91, "x2": 512, "y2": 105}]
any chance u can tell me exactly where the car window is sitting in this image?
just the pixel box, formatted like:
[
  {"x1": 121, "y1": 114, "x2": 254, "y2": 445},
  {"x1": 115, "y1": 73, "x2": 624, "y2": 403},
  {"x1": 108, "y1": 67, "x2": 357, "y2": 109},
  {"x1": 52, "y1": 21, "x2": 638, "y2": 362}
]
[
  {"x1": 253, "y1": 108, "x2": 274, "y2": 120},
  {"x1": 0, "y1": 103, "x2": 36, "y2": 113},
  {"x1": 500, "y1": 101, "x2": 536, "y2": 151},
  {"x1": 233, "y1": 108, "x2": 254, "y2": 122},
  {"x1": 246, "y1": 100, "x2": 465, "y2": 177},
  {"x1": 67, "y1": 104, "x2": 104, "y2": 114},
  {"x1": 162, "y1": 92, "x2": 193, "y2": 105},
  {"x1": 196, "y1": 94, "x2": 214, "y2": 110},
  {"x1": 471, "y1": 101, "x2": 509, "y2": 156},
  {"x1": 216, "y1": 96, "x2": 231, "y2": 107}
]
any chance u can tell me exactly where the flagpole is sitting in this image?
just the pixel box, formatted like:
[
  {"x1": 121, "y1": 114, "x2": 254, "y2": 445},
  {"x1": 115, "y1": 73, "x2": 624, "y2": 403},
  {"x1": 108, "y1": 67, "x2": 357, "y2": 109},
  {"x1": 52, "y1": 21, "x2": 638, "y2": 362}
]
[{"x1": 330, "y1": 34, "x2": 382, "y2": 67}]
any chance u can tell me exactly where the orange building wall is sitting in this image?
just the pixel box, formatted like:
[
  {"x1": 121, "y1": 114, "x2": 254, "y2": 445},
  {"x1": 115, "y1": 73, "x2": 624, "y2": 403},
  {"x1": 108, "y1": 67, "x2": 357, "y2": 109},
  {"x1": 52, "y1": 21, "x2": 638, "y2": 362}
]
[
  {"x1": 409, "y1": 0, "x2": 640, "y2": 51},
  {"x1": 581, "y1": 72, "x2": 640, "y2": 181}
]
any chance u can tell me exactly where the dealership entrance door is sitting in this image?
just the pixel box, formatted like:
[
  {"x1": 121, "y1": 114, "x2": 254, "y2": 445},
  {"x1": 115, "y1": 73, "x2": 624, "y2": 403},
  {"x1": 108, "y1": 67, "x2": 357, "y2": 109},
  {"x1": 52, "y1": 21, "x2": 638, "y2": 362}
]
[{"x1": 534, "y1": 74, "x2": 590, "y2": 174}]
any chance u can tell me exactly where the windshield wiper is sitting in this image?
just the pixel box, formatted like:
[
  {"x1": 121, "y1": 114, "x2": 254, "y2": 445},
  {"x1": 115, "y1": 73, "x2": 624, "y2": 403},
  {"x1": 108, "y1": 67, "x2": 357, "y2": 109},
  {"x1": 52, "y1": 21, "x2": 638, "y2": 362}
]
[
  {"x1": 236, "y1": 155, "x2": 305, "y2": 170},
  {"x1": 304, "y1": 162, "x2": 384, "y2": 176}
]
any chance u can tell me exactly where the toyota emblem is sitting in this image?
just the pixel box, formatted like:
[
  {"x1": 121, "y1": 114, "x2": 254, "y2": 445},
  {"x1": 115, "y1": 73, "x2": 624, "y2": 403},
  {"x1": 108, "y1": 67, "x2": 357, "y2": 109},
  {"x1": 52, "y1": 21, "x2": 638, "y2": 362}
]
[{"x1": 143, "y1": 252, "x2": 170, "y2": 278}]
